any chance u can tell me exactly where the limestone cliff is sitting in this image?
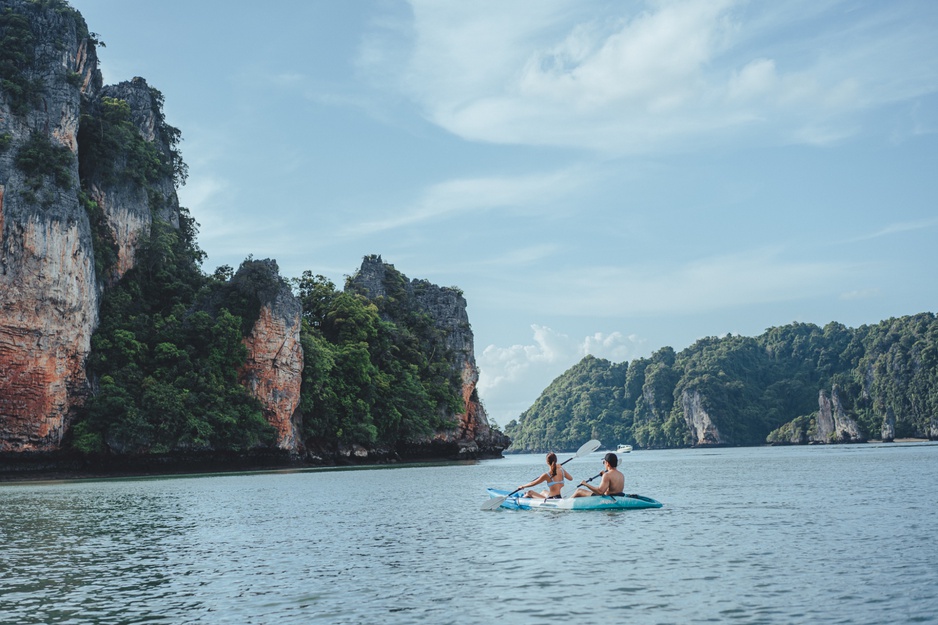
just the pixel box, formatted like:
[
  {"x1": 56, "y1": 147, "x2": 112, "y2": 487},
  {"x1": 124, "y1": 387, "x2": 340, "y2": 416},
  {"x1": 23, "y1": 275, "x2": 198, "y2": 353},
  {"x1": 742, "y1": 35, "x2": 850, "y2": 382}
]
[
  {"x1": 767, "y1": 386, "x2": 866, "y2": 445},
  {"x1": 0, "y1": 0, "x2": 100, "y2": 451},
  {"x1": 80, "y1": 77, "x2": 182, "y2": 283},
  {"x1": 1, "y1": 1, "x2": 501, "y2": 466},
  {"x1": 348, "y1": 255, "x2": 509, "y2": 457},
  {"x1": 681, "y1": 389, "x2": 725, "y2": 446},
  {"x1": 813, "y1": 387, "x2": 864, "y2": 444},
  {"x1": 232, "y1": 260, "x2": 303, "y2": 453},
  {"x1": 1, "y1": 0, "x2": 183, "y2": 452}
]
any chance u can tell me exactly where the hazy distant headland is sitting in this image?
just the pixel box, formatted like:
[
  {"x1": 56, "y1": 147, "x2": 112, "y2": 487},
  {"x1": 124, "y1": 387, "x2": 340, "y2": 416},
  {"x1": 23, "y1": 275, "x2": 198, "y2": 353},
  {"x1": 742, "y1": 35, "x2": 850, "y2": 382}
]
[{"x1": 506, "y1": 314, "x2": 938, "y2": 452}]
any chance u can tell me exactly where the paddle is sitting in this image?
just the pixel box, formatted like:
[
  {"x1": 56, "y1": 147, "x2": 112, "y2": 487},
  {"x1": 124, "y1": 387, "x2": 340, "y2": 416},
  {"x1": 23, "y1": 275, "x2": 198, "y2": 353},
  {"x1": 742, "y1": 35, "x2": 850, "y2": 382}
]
[
  {"x1": 481, "y1": 439, "x2": 601, "y2": 510},
  {"x1": 571, "y1": 469, "x2": 617, "y2": 501}
]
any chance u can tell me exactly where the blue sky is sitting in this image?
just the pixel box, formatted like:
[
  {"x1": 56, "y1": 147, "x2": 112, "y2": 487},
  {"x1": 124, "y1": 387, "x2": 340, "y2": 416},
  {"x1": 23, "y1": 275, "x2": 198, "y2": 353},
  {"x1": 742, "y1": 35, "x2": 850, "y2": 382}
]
[{"x1": 70, "y1": 0, "x2": 938, "y2": 426}]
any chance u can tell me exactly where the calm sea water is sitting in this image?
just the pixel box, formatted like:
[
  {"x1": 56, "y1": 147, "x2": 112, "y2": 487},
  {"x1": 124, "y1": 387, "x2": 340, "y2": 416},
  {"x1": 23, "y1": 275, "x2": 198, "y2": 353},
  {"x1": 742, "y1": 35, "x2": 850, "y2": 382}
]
[{"x1": 2, "y1": 443, "x2": 937, "y2": 625}]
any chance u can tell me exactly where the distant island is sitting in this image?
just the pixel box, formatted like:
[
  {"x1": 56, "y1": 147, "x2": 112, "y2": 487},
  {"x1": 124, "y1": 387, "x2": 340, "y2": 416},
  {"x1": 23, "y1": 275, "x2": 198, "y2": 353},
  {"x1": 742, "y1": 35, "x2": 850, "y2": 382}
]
[{"x1": 506, "y1": 314, "x2": 938, "y2": 452}]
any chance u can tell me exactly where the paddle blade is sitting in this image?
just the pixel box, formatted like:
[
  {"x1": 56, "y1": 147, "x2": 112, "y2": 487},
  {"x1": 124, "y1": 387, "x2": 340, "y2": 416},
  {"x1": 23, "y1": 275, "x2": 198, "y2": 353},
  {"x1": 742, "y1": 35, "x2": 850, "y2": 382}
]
[
  {"x1": 480, "y1": 496, "x2": 507, "y2": 511},
  {"x1": 482, "y1": 487, "x2": 522, "y2": 510},
  {"x1": 560, "y1": 439, "x2": 603, "y2": 466},
  {"x1": 577, "y1": 439, "x2": 602, "y2": 457}
]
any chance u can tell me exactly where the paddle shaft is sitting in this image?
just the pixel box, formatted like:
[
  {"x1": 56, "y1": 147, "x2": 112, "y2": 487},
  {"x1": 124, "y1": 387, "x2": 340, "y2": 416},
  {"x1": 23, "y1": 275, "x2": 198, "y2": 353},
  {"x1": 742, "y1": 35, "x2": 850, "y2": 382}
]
[
  {"x1": 520, "y1": 440, "x2": 602, "y2": 492},
  {"x1": 577, "y1": 470, "x2": 617, "y2": 501}
]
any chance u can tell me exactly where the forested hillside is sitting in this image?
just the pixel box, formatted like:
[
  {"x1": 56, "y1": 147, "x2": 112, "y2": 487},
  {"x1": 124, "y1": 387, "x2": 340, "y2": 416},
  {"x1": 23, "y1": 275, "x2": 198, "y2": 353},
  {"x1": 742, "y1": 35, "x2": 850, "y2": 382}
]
[
  {"x1": 0, "y1": 0, "x2": 506, "y2": 464},
  {"x1": 505, "y1": 315, "x2": 938, "y2": 451},
  {"x1": 292, "y1": 263, "x2": 467, "y2": 454},
  {"x1": 73, "y1": 249, "x2": 491, "y2": 458}
]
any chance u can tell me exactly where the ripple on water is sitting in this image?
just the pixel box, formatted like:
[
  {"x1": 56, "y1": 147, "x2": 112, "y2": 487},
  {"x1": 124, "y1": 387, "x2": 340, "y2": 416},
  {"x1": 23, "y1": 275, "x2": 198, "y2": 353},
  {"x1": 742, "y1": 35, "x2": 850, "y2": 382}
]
[{"x1": 2, "y1": 445, "x2": 938, "y2": 624}]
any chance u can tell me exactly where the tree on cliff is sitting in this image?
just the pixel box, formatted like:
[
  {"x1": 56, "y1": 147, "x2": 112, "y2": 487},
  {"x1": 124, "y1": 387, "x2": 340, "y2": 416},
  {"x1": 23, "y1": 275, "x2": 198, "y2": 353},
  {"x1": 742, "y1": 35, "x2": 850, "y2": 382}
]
[
  {"x1": 293, "y1": 268, "x2": 462, "y2": 452},
  {"x1": 72, "y1": 223, "x2": 275, "y2": 454}
]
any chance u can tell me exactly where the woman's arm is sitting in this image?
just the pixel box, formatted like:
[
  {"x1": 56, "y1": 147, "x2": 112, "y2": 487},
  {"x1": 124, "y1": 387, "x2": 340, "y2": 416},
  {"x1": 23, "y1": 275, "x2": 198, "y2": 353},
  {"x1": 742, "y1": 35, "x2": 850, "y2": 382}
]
[{"x1": 521, "y1": 473, "x2": 548, "y2": 489}]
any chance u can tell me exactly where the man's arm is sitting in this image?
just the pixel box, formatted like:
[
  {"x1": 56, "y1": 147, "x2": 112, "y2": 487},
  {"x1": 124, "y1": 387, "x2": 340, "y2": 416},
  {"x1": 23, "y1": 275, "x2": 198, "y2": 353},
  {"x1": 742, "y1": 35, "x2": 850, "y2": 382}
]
[{"x1": 596, "y1": 473, "x2": 611, "y2": 495}]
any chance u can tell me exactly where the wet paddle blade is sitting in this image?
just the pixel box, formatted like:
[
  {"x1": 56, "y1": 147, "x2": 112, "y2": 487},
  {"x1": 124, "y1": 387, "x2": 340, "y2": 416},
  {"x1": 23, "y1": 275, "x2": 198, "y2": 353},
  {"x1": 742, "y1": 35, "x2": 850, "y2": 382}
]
[
  {"x1": 480, "y1": 495, "x2": 508, "y2": 511},
  {"x1": 561, "y1": 439, "x2": 602, "y2": 466},
  {"x1": 578, "y1": 439, "x2": 601, "y2": 456}
]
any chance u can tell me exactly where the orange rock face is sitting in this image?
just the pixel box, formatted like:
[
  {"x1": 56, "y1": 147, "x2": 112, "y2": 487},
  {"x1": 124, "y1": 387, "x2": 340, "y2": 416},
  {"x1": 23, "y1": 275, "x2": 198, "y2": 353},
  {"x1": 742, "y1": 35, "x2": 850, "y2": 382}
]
[
  {"x1": 0, "y1": 211, "x2": 97, "y2": 452},
  {"x1": 0, "y1": 1, "x2": 104, "y2": 452},
  {"x1": 239, "y1": 303, "x2": 304, "y2": 452}
]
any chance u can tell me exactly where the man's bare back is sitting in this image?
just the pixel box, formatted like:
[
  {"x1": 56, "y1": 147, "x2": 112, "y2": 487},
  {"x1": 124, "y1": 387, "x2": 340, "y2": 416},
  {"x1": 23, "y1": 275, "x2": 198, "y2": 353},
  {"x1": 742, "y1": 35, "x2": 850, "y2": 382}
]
[
  {"x1": 572, "y1": 452, "x2": 626, "y2": 497},
  {"x1": 600, "y1": 468, "x2": 625, "y2": 495}
]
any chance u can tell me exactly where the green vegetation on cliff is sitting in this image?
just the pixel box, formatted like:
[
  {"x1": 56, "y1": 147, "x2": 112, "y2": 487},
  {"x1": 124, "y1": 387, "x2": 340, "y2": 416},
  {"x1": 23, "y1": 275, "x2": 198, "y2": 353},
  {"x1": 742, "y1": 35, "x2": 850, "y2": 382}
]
[
  {"x1": 74, "y1": 240, "x2": 468, "y2": 456},
  {"x1": 78, "y1": 86, "x2": 187, "y2": 188},
  {"x1": 0, "y1": 0, "x2": 89, "y2": 116},
  {"x1": 71, "y1": 217, "x2": 276, "y2": 454},
  {"x1": 294, "y1": 268, "x2": 462, "y2": 452},
  {"x1": 14, "y1": 131, "x2": 74, "y2": 200},
  {"x1": 0, "y1": 4, "x2": 42, "y2": 115},
  {"x1": 506, "y1": 315, "x2": 938, "y2": 451}
]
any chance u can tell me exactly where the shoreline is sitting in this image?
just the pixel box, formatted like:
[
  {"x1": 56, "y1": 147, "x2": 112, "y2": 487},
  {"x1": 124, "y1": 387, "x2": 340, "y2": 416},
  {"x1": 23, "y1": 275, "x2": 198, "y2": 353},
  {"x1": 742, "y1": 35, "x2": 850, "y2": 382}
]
[
  {"x1": 5, "y1": 439, "x2": 935, "y2": 484},
  {"x1": 0, "y1": 448, "x2": 505, "y2": 484}
]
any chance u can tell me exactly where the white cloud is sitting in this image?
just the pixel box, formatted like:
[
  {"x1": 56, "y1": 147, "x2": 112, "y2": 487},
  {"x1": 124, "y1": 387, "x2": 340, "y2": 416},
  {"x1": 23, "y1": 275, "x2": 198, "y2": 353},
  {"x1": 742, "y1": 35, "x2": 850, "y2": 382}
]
[
  {"x1": 847, "y1": 218, "x2": 938, "y2": 243},
  {"x1": 516, "y1": 1, "x2": 730, "y2": 110},
  {"x1": 478, "y1": 324, "x2": 648, "y2": 425},
  {"x1": 377, "y1": 0, "x2": 938, "y2": 153},
  {"x1": 582, "y1": 331, "x2": 648, "y2": 362},
  {"x1": 344, "y1": 167, "x2": 590, "y2": 235},
  {"x1": 727, "y1": 58, "x2": 777, "y2": 103}
]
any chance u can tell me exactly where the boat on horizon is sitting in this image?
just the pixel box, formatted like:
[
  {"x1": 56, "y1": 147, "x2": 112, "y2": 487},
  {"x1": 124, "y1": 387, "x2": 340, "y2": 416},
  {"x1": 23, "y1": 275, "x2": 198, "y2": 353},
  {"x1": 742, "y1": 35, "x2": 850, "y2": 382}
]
[{"x1": 616, "y1": 444, "x2": 633, "y2": 454}]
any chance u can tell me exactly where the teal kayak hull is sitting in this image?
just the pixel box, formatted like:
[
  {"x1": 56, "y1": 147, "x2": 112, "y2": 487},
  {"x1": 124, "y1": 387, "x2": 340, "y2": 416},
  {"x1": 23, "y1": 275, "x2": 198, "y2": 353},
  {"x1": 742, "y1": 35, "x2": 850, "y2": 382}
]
[{"x1": 486, "y1": 488, "x2": 662, "y2": 511}]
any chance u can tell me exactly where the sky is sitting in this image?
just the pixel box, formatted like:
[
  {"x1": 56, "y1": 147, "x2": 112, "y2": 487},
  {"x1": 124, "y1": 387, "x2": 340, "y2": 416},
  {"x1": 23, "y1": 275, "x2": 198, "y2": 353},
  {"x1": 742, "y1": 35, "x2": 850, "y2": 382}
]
[{"x1": 69, "y1": 0, "x2": 938, "y2": 427}]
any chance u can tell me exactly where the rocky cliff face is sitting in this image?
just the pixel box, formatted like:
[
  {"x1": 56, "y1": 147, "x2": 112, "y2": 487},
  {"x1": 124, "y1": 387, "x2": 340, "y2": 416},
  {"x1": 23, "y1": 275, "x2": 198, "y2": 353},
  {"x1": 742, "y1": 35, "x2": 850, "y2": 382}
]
[
  {"x1": 349, "y1": 255, "x2": 509, "y2": 456},
  {"x1": 813, "y1": 386, "x2": 864, "y2": 444},
  {"x1": 681, "y1": 389, "x2": 725, "y2": 446},
  {"x1": 0, "y1": 0, "x2": 183, "y2": 452},
  {"x1": 83, "y1": 78, "x2": 181, "y2": 282},
  {"x1": 0, "y1": 0, "x2": 100, "y2": 451},
  {"x1": 767, "y1": 386, "x2": 866, "y2": 445},
  {"x1": 1, "y1": 2, "x2": 501, "y2": 464},
  {"x1": 233, "y1": 260, "x2": 303, "y2": 453}
]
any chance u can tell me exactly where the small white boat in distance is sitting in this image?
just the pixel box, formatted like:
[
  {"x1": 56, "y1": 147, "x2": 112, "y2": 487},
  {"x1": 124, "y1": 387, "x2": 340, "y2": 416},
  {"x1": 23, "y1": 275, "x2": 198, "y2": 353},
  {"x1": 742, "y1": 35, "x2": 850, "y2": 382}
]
[{"x1": 616, "y1": 444, "x2": 633, "y2": 453}]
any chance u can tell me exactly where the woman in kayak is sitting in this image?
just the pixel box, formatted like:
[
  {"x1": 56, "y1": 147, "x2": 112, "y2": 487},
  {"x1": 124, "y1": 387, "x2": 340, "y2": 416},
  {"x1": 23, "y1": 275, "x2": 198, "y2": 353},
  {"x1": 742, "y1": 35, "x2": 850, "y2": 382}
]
[{"x1": 519, "y1": 452, "x2": 573, "y2": 499}]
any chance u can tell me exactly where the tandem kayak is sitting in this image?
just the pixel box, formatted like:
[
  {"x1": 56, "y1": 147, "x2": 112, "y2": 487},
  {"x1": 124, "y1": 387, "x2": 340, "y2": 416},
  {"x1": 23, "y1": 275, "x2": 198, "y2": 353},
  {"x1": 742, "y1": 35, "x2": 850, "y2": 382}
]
[{"x1": 486, "y1": 488, "x2": 662, "y2": 511}]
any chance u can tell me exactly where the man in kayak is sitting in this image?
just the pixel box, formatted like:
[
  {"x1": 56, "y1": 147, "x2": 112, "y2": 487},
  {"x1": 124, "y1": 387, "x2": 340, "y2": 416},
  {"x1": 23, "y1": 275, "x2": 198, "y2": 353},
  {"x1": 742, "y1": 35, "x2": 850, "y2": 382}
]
[
  {"x1": 518, "y1": 452, "x2": 573, "y2": 499},
  {"x1": 571, "y1": 452, "x2": 626, "y2": 497}
]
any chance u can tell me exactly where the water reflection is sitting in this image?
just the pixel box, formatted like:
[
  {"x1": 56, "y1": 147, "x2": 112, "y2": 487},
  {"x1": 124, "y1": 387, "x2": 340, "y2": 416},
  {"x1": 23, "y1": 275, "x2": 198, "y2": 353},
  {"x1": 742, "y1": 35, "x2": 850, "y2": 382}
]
[{"x1": 1, "y1": 443, "x2": 936, "y2": 624}]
